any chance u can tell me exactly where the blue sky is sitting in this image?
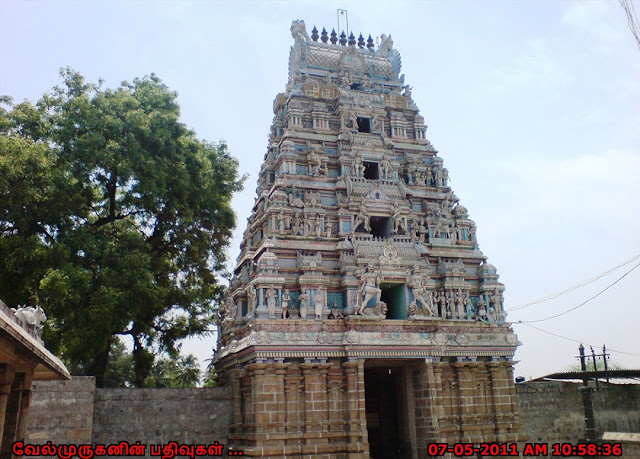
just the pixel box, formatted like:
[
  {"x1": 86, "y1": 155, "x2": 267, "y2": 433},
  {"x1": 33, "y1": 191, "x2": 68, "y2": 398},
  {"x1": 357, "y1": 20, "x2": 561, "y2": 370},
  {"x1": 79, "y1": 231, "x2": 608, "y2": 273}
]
[{"x1": 2, "y1": 0, "x2": 639, "y2": 379}]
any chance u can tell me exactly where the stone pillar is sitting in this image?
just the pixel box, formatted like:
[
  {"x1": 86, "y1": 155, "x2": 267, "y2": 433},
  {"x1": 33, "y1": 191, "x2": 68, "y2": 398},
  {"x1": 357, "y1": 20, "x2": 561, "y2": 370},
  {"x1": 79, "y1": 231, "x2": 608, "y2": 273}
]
[
  {"x1": 247, "y1": 363, "x2": 268, "y2": 435},
  {"x1": 326, "y1": 363, "x2": 345, "y2": 437},
  {"x1": 230, "y1": 368, "x2": 244, "y2": 429},
  {"x1": 0, "y1": 373, "x2": 26, "y2": 459},
  {"x1": 454, "y1": 359, "x2": 489, "y2": 442},
  {"x1": 0, "y1": 384, "x2": 11, "y2": 456},
  {"x1": 437, "y1": 360, "x2": 460, "y2": 441},
  {"x1": 0, "y1": 364, "x2": 15, "y2": 452},
  {"x1": 414, "y1": 359, "x2": 447, "y2": 457},
  {"x1": 343, "y1": 360, "x2": 368, "y2": 448},
  {"x1": 487, "y1": 360, "x2": 521, "y2": 442},
  {"x1": 273, "y1": 363, "x2": 288, "y2": 433},
  {"x1": 284, "y1": 366, "x2": 303, "y2": 434},
  {"x1": 300, "y1": 362, "x2": 330, "y2": 444}
]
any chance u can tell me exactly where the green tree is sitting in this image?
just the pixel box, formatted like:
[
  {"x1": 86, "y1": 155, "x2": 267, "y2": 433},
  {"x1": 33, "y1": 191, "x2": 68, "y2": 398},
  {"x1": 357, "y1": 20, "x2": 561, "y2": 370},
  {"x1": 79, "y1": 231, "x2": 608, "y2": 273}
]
[
  {"x1": 168, "y1": 354, "x2": 201, "y2": 388},
  {"x1": 0, "y1": 69, "x2": 244, "y2": 387}
]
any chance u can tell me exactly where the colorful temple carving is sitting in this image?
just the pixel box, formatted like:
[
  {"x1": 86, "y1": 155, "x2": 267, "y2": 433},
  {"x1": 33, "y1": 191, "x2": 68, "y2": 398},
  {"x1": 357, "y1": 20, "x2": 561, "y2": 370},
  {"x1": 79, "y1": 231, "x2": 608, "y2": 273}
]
[{"x1": 214, "y1": 20, "x2": 522, "y2": 458}]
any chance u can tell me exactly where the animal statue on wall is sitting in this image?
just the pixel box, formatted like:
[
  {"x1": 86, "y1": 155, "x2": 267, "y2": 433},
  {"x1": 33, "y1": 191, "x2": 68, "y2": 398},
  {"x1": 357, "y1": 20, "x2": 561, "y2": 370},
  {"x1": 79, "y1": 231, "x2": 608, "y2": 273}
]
[{"x1": 11, "y1": 305, "x2": 47, "y2": 337}]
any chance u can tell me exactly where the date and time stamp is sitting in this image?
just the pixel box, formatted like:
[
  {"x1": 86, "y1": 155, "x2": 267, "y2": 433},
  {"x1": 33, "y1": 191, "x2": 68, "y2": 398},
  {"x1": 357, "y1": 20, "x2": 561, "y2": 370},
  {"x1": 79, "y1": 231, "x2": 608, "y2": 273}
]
[
  {"x1": 423, "y1": 442, "x2": 623, "y2": 456},
  {"x1": 12, "y1": 440, "x2": 625, "y2": 457}
]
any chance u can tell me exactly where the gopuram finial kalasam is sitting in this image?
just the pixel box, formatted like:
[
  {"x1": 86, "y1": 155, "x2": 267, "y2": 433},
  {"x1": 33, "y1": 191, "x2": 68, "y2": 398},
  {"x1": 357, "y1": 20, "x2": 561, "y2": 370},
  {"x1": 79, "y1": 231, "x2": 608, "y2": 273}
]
[{"x1": 214, "y1": 20, "x2": 521, "y2": 456}]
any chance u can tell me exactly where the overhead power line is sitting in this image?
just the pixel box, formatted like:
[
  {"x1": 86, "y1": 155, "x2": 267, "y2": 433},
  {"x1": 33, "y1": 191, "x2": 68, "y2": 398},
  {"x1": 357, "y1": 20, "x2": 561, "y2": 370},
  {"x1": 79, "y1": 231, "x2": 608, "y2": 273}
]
[
  {"x1": 620, "y1": 0, "x2": 640, "y2": 53},
  {"x1": 507, "y1": 253, "x2": 640, "y2": 312},
  {"x1": 517, "y1": 261, "x2": 640, "y2": 324},
  {"x1": 517, "y1": 322, "x2": 640, "y2": 358}
]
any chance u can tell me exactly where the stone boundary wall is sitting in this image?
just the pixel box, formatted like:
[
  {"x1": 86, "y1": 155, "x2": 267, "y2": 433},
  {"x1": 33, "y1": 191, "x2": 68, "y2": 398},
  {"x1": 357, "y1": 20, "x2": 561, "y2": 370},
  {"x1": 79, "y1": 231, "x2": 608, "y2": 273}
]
[
  {"x1": 25, "y1": 377, "x2": 233, "y2": 456},
  {"x1": 516, "y1": 381, "x2": 640, "y2": 444},
  {"x1": 92, "y1": 385, "x2": 233, "y2": 449},
  {"x1": 25, "y1": 377, "x2": 96, "y2": 446}
]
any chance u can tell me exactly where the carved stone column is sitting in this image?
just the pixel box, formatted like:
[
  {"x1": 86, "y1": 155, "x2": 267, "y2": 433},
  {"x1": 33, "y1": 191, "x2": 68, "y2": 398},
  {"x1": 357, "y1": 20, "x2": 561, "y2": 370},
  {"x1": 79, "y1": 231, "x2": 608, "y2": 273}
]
[
  {"x1": 0, "y1": 364, "x2": 14, "y2": 451},
  {"x1": 326, "y1": 363, "x2": 345, "y2": 437},
  {"x1": 0, "y1": 373, "x2": 26, "y2": 459},
  {"x1": 300, "y1": 362, "x2": 330, "y2": 443},
  {"x1": 284, "y1": 366, "x2": 303, "y2": 434},
  {"x1": 487, "y1": 360, "x2": 521, "y2": 442},
  {"x1": 452, "y1": 360, "x2": 475, "y2": 440},
  {"x1": 342, "y1": 360, "x2": 368, "y2": 446},
  {"x1": 273, "y1": 363, "x2": 289, "y2": 433}
]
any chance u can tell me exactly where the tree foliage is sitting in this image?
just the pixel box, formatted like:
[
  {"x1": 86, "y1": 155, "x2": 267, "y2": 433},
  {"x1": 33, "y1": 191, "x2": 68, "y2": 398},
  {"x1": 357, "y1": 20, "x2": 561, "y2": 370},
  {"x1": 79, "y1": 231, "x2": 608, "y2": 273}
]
[{"x1": 0, "y1": 69, "x2": 244, "y2": 387}]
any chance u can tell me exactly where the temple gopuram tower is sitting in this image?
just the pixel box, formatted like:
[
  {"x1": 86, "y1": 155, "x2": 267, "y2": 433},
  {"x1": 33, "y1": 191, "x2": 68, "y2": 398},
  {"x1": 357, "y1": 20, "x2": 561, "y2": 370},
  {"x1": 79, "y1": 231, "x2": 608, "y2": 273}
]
[{"x1": 214, "y1": 20, "x2": 522, "y2": 458}]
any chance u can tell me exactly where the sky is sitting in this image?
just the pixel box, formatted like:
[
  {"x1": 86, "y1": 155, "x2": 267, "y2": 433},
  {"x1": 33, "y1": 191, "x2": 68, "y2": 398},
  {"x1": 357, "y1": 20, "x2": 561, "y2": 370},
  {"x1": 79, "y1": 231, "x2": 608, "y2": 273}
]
[{"x1": 1, "y1": 0, "x2": 639, "y2": 380}]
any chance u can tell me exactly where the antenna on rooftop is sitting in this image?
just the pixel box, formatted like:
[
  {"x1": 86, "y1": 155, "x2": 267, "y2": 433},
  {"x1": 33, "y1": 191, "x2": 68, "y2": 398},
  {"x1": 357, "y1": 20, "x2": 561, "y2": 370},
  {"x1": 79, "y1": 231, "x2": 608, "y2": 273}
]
[{"x1": 337, "y1": 9, "x2": 349, "y2": 38}]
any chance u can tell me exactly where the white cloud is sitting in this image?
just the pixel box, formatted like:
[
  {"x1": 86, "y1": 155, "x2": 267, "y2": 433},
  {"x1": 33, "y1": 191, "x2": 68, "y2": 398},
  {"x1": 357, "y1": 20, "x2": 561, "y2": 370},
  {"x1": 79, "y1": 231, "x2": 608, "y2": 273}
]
[
  {"x1": 499, "y1": 149, "x2": 640, "y2": 231},
  {"x1": 490, "y1": 38, "x2": 570, "y2": 93}
]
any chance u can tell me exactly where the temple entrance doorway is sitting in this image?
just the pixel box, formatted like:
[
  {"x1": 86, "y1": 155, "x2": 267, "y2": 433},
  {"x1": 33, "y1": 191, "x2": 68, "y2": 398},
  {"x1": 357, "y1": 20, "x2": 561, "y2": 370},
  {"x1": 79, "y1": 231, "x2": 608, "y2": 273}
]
[{"x1": 364, "y1": 361, "x2": 415, "y2": 459}]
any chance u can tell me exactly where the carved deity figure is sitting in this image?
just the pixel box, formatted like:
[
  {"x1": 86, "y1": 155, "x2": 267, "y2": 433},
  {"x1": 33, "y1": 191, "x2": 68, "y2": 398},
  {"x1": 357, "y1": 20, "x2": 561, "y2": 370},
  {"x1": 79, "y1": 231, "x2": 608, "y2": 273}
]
[
  {"x1": 406, "y1": 266, "x2": 434, "y2": 315},
  {"x1": 292, "y1": 214, "x2": 303, "y2": 236},
  {"x1": 281, "y1": 289, "x2": 290, "y2": 319},
  {"x1": 455, "y1": 289, "x2": 466, "y2": 319},
  {"x1": 392, "y1": 209, "x2": 408, "y2": 235},
  {"x1": 220, "y1": 298, "x2": 237, "y2": 330},
  {"x1": 371, "y1": 113, "x2": 383, "y2": 132},
  {"x1": 436, "y1": 291, "x2": 447, "y2": 318},
  {"x1": 341, "y1": 71, "x2": 352, "y2": 87},
  {"x1": 406, "y1": 164, "x2": 417, "y2": 185},
  {"x1": 277, "y1": 212, "x2": 287, "y2": 234},
  {"x1": 299, "y1": 291, "x2": 310, "y2": 319},
  {"x1": 469, "y1": 223, "x2": 478, "y2": 248},
  {"x1": 314, "y1": 288, "x2": 324, "y2": 319},
  {"x1": 325, "y1": 220, "x2": 334, "y2": 239},
  {"x1": 316, "y1": 214, "x2": 323, "y2": 238},
  {"x1": 246, "y1": 285, "x2": 257, "y2": 318},
  {"x1": 418, "y1": 221, "x2": 428, "y2": 244},
  {"x1": 379, "y1": 155, "x2": 392, "y2": 180},
  {"x1": 352, "y1": 204, "x2": 371, "y2": 234},
  {"x1": 308, "y1": 149, "x2": 323, "y2": 176},
  {"x1": 464, "y1": 294, "x2": 474, "y2": 320},
  {"x1": 476, "y1": 295, "x2": 487, "y2": 322},
  {"x1": 288, "y1": 192, "x2": 304, "y2": 208},
  {"x1": 490, "y1": 290, "x2": 503, "y2": 312},
  {"x1": 357, "y1": 264, "x2": 382, "y2": 314},
  {"x1": 446, "y1": 292, "x2": 456, "y2": 319},
  {"x1": 329, "y1": 302, "x2": 344, "y2": 319},
  {"x1": 442, "y1": 168, "x2": 449, "y2": 186},
  {"x1": 426, "y1": 166, "x2": 433, "y2": 186},
  {"x1": 352, "y1": 154, "x2": 365, "y2": 178},
  {"x1": 434, "y1": 165, "x2": 443, "y2": 187},
  {"x1": 266, "y1": 287, "x2": 278, "y2": 318}
]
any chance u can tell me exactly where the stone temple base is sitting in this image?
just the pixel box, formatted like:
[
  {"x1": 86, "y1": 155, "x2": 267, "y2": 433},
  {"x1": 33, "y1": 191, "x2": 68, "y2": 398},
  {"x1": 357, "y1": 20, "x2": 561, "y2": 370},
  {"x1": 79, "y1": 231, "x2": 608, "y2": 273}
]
[{"x1": 221, "y1": 356, "x2": 522, "y2": 458}]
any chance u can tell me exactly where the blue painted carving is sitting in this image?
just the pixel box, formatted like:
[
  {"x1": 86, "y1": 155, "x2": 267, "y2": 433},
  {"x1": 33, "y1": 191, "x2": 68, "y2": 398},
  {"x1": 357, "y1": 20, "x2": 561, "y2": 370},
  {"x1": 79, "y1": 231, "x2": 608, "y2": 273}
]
[
  {"x1": 321, "y1": 196, "x2": 338, "y2": 206},
  {"x1": 327, "y1": 291, "x2": 343, "y2": 309},
  {"x1": 328, "y1": 168, "x2": 339, "y2": 178},
  {"x1": 342, "y1": 221, "x2": 352, "y2": 233},
  {"x1": 296, "y1": 164, "x2": 309, "y2": 175}
]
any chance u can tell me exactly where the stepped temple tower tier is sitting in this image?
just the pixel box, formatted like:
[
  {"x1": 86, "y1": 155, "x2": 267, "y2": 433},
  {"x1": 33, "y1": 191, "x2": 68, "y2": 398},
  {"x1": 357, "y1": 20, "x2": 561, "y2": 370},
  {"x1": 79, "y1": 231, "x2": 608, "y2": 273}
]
[{"x1": 215, "y1": 20, "x2": 522, "y2": 458}]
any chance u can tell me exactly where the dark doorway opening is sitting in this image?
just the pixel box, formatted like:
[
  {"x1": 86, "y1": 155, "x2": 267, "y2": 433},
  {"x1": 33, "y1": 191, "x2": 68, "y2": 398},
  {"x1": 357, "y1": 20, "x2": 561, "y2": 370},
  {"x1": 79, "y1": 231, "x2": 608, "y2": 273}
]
[
  {"x1": 364, "y1": 363, "x2": 414, "y2": 459},
  {"x1": 380, "y1": 283, "x2": 406, "y2": 319},
  {"x1": 357, "y1": 117, "x2": 371, "y2": 133},
  {"x1": 370, "y1": 216, "x2": 390, "y2": 238},
  {"x1": 363, "y1": 161, "x2": 379, "y2": 179}
]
